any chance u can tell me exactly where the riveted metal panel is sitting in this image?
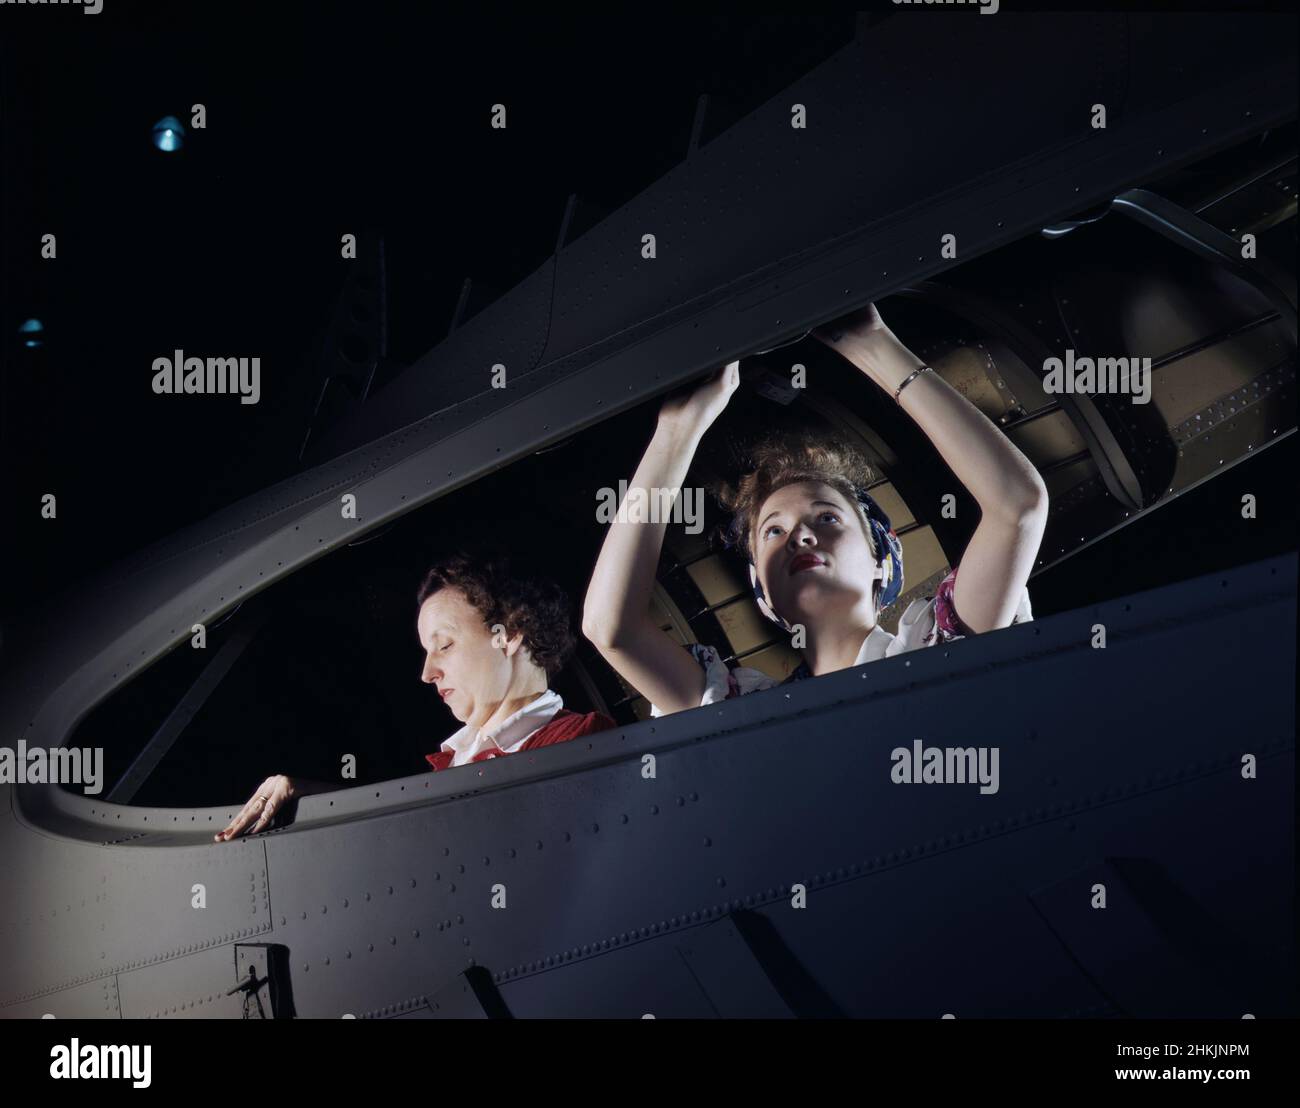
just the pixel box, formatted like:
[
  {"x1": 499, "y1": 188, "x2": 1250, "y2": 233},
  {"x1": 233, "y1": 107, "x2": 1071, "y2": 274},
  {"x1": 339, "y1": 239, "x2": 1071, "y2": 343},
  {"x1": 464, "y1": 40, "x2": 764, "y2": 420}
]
[
  {"x1": 1, "y1": 555, "x2": 1294, "y2": 1016},
  {"x1": 118, "y1": 946, "x2": 249, "y2": 1020},
  {"x1": 675, "y1": 916, "x2": 794, "y2": 1019},
  {"x1": 498, "y1": 929, "x2": 723, "y2": 1020},
  {"x1": 1, "y1": 976, "x2": 121, "y2": 1020},
  {"x1": 0, "y1": 838, "x2": 270, "y2": 1010}
]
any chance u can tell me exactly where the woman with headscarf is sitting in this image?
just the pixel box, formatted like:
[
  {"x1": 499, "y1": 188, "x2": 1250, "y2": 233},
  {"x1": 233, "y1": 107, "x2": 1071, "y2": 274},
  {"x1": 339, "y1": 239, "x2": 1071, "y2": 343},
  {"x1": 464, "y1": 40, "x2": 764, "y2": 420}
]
[{"x1": 581, "y1": 302, "x2": 1047, "y2": 716}]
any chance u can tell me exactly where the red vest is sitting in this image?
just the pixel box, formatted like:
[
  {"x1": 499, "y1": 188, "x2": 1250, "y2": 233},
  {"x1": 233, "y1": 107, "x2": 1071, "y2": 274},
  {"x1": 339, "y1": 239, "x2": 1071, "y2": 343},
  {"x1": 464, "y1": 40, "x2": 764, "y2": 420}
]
[{"x1": 424, "y1": 708, "x2": 616, "y2": 772}]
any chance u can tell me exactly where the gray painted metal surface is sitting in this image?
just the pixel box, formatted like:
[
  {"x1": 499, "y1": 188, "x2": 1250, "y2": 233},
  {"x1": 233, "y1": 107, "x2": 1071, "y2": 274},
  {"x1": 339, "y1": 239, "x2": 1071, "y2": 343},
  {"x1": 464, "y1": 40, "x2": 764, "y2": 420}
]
[
  {"x1": 3, "y1": 554, "x2": 1292, "y2": 1016},
  {"x1": 0, "y1": 12, "x2": 1295, "y2": 1017}
]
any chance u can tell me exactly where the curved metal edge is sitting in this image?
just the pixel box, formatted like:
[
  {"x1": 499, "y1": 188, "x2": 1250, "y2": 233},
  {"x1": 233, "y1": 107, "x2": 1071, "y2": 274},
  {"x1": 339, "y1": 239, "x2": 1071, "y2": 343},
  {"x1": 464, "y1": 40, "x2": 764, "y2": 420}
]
[{"x1": 1111, "y1": 187, "x2": 1298, "y2": 345}]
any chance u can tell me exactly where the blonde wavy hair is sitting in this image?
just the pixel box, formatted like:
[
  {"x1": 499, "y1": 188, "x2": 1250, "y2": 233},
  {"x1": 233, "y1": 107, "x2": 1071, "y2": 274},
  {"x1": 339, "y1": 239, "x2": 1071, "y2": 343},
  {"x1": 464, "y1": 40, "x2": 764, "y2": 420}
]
[{"x1": 717, "y1": 433, "x2": 881, "y2": 564}]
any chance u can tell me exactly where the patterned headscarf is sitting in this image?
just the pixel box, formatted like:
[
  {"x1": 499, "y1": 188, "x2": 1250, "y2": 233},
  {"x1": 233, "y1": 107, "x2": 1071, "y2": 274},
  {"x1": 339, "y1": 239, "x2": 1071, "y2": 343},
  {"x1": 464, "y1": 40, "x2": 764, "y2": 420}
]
[{"x1": 732, "y1": 486, "x2": 904, "y2": 630}]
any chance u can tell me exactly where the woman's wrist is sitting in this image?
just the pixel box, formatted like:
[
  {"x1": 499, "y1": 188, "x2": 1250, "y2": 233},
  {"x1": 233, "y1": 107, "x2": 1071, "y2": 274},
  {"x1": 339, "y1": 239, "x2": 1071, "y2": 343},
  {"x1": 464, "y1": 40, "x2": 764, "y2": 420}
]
[{"x1": 844, "y1": 327, "x2": 926, "y2": 394}]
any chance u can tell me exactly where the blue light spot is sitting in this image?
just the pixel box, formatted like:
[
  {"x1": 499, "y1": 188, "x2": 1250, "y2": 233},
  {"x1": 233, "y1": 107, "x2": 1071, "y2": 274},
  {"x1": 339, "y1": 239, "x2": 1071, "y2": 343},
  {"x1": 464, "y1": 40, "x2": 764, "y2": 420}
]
[
  {"x1": 152, "y1": 115, "x2": 186, "y2": 153},
  {"x1": 19, "y1": 318, "x2": 44, "y2": 348}
]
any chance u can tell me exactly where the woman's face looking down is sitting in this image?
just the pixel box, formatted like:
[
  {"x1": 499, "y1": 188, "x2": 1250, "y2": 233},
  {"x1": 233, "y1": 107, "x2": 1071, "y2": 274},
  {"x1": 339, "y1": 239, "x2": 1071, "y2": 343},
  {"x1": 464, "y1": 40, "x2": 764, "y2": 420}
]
[
  {"x1": 417, "y1": 586, "x2": 518, "y2": 729},
  {"x1": 752, "y1": 481, "x2": 881, "y2": 633}
]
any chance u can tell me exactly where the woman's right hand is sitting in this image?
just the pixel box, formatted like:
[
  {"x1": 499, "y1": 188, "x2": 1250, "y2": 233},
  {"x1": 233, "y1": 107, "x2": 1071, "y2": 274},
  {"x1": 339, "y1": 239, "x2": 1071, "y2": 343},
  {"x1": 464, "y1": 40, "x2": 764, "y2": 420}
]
[
  {"x1": 215, "y1": 775, "x2": 296, "y2": 842},
  {"x1": 658, "y1": 360, "x2": 740, "y2": 433}
]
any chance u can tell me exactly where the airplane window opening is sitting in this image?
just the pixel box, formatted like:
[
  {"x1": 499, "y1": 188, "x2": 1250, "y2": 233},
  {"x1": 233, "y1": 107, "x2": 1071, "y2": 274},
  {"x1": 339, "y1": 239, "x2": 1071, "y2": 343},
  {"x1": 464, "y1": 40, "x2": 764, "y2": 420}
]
[{"x1": 36, "y1": 125, "x2": 1291, "y2": 831}]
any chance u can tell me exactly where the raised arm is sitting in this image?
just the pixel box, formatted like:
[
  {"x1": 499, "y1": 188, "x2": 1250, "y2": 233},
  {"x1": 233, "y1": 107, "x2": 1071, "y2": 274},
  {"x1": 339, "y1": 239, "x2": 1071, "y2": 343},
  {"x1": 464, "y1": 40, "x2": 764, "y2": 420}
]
[
  {"x1": 814, "y1": 305, "x2": 1048, "y2": 635},
  {"x1": 582, "y1": 363, "x2": 739, "y2": 715}
]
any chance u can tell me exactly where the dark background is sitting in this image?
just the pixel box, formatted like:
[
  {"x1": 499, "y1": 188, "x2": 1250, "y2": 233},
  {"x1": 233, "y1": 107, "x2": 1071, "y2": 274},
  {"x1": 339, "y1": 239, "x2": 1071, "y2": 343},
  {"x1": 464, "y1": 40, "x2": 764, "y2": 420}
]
[
  {"x1": 0, "y1": 3, "x2": 863, "y2": 633},
  {"x1": 3, "y1": 2, "x2": 1294, "y2": 630}
]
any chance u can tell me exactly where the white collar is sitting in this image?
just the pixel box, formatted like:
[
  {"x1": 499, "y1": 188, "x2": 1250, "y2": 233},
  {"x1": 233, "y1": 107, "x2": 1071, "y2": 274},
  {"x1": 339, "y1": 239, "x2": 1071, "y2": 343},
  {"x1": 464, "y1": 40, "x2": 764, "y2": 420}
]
[
  {"x1": 854, "y1": 623, "x2": 895, "y2": 665},
  {"x1": 439, "y1": 688, "x2": 564, "y2": 762}
]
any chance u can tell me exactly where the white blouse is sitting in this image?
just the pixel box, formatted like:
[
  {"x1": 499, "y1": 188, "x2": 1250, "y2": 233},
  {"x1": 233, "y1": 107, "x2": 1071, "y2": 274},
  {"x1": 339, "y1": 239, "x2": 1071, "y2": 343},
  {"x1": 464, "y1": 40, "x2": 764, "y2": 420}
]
[
  {"x1": 649, "y1": 565, "x2": 1033, "y2": 717},
  {"x1": 439, "y1": 688, "x2": 564, "y2": 766}
]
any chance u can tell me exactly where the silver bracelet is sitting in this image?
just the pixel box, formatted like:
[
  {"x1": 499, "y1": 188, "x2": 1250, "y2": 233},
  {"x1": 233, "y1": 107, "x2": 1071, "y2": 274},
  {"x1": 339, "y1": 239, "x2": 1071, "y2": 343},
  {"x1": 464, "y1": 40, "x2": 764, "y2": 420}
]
[{"x1": 893, "y1": 365, "x2": 933, "y2": 404}]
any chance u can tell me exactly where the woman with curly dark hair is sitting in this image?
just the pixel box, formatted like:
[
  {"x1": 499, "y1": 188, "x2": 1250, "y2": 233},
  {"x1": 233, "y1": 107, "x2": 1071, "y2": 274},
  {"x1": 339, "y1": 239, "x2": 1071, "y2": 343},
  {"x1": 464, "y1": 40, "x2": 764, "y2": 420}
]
[
  {"x1": 582, "y1": 301, "x2": 1048, "y2": 717},
  {"x1": 217, "y1": 553, "x2": 612, "y2": 841},
  {"x1": 413, "y1": 553, "x2": 613, "y2": 770}
]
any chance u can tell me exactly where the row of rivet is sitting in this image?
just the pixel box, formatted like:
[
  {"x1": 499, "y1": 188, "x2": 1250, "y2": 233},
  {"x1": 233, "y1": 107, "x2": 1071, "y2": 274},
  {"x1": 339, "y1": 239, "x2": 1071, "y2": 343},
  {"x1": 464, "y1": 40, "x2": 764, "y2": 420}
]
[{"x1": 488, "y1": 743, "x2": 1285, "y2": 986}]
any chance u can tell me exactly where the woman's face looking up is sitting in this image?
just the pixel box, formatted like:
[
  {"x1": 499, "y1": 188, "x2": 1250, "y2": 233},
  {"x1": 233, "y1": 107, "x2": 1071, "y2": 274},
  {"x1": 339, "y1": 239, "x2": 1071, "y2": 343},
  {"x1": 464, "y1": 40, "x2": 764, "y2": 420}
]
[{"x1": 752, "y1": 481, "x2": 880, "y2": 632}]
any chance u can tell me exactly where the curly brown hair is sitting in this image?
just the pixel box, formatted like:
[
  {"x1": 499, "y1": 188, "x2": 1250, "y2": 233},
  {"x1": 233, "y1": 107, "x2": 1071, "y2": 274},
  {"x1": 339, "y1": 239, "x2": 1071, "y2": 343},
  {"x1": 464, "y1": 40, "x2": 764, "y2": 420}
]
[
  {"x1": 718, "y1": 433, "x2": 880, "y2": 564},
  {"x1": 415, "y1": 552, "x2": 577, "y2": 678}
]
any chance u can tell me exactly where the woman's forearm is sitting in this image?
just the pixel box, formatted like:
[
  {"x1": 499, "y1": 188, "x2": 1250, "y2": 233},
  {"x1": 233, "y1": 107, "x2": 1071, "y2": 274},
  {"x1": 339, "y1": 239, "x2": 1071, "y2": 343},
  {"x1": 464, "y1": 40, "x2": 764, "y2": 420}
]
[
  {"x1": 848, "y1": 328, "x2": 1046, "y2": 518},
  {"x1": 582, "y1": 416, "x2": 706, "y2": 647}
]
